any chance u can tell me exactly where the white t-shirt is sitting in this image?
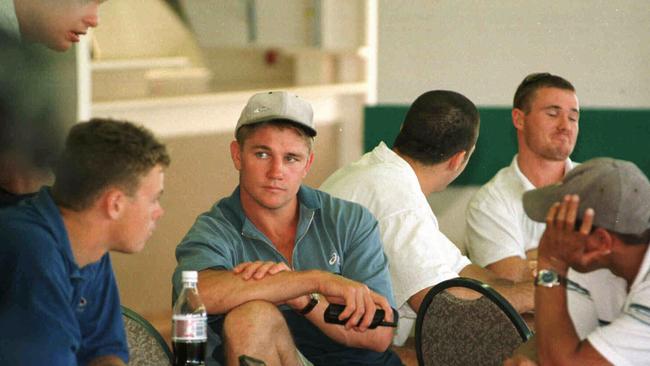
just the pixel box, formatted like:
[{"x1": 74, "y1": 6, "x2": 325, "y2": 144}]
[
  {"x1": 320, "y1": 142, "x2": 471, "y2": 345},
  {"x1": 567, "y1": 246, "x2": 650, "y2": 366},
  {"x1": 0, "y1": 0, "x2": 20, "y2": 40},
  {"x1": 465, "y1": 156, "x2": 575, "y2": 266}
]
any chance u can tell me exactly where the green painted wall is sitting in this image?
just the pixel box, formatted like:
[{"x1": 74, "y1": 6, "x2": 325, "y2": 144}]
[{"x1": 364, "y1": 106, "x2": 650, "y2": 185}]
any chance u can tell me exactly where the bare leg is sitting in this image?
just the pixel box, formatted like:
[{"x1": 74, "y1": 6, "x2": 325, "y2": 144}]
[{"x1": 223, "y1": 300, "x2": 302, "y2": 366}]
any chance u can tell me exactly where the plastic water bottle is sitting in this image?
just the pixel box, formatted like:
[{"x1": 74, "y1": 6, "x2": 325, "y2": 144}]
[{"x1": 172, "y1": 271, "x2": 207, "y2": 366}]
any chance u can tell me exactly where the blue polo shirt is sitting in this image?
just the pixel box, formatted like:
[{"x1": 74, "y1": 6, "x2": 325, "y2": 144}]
[
  {"x1": 173, "y1": 185, "x2": 400, "y2": 366},
  {"x1": 0, "y1": 188, "x2": 128, "y2": 365}
]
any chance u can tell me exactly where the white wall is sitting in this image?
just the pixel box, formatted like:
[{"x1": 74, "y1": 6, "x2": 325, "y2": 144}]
[
  {"x1": 376, "y1": 0, "x2": 650, "y2": 252},
  {"x1": 377, "y1": 0, "x2": 650, "y2": 107}
]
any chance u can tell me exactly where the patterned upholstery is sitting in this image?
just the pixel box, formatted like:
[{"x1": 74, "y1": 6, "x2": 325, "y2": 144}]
[
  {"x1": 122, "y1": 306, "x2": 173, "y2": 366},
  {"x1": 415, "y1": 278, "x2": 532, "y2": 366}
]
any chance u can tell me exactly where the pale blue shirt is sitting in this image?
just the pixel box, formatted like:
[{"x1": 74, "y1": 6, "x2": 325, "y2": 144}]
[{"x1": 173, "y1": 185, "x2": 396, "y2": 366}]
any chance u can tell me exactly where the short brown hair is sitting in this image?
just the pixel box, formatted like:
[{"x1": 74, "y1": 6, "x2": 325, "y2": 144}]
[
  {"x1": 235, "y1": 119, "x2": 314, "y2": 152},
  {"x1": 513, "y1": 73, "x2": 575, "y2": 113},
  {"x1": 393, "y1": 90, "x2": 480, "y2": 165},
  {"x1": 52, "y1": 118, "x2": 170, "y2": 211}
]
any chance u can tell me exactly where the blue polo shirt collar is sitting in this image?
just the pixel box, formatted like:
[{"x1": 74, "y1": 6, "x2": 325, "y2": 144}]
[{"x1": 231, "y1": 185, "x2": 322, "y2": 244}]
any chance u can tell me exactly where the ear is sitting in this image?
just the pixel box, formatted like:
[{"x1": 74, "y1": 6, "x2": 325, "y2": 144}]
[
  {"x1": 230, "y1": 140, "x2": 242, "y2": 171},
  {"x1": 102, "y1": 188, "x2": 127, "y2": 220},
  {"x1": 580, "y1": 228, "x2": 613, "y2": 267},
  {"x1": 302, "y1": 152, "x2": 315, "y2": 178},
  {"x1": 447, "y1": 150, "x2": 467, "y2": 172},
  {"x1": 512, "y1": 108, "x2": 525, "y2": 131}
]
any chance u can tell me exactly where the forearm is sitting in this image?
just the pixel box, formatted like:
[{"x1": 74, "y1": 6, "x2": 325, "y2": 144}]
[
  {"x1": 486, "y1": 256, "x2": 535, "y2": 282},
  {"x1": 198, "y1": 269, "x2": 322, "y2": 314},
  {"x1": 535, "y1": 259, "x2": 604, "y2": 365},
  {"x1": 460, "y1": 264, "x2": 534, "y2": 313},
  {"x1": 87, "y1": 355, "x2": 127, "y2": 366}
]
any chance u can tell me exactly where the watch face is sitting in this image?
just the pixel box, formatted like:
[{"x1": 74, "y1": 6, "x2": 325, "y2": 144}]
[
  {"x1": 537, "y1": 269, "x2": 559, "y2": 287},
  {"x1": 541, "y1": 271, "x2": 556, "y2": 283}
]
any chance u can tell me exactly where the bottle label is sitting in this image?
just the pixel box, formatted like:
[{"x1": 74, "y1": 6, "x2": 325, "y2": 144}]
[{"x1": 172, "y1": 314, "x2": 208, "y2": 341}]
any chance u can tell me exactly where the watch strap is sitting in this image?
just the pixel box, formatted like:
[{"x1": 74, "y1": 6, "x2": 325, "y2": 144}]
[{"x1": 299, "y1": 293, "x2": 319, "y2": 315}]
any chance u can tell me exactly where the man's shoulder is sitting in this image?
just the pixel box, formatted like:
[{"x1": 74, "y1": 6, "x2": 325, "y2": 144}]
[
  {"x1": 193, "y1": 190, "x2": 243, "y2": 231},
  {"x1": 307, "y1": 186, "x2": 375, "y2": 219},
  {"x1": 0, "y1": 202, "x2": 61, "y2": 254},
  {"x1": 321, "y1": 158, "x2": 421, "y2": 220},
  {"x1": 321, "y1": 147, "x2": 408, "y2": 195}
]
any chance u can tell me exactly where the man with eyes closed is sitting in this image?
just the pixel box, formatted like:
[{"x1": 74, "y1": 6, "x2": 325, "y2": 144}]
[
  {"x1": 173, "y1": 91, "x2": 401, "y2": 366},
  {"x1": 465, "y1": 73, "x2": 581, "y2": 283}
]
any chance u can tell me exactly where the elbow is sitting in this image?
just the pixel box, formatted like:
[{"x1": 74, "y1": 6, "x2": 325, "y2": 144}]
[
  {"x1": 338, "y1": 329, "x2": 393, "y2": 353},
  {"x1": 370, "y1": 336, "x2": 392, "y2": 353}
]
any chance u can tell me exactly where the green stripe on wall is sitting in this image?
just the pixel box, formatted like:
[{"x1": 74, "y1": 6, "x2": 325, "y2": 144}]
[{"x1": 365, "y1": 106, "x2": 650, "y2": 185}]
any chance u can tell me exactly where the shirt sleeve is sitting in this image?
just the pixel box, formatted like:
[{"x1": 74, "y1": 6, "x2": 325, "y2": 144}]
[
  {"x1": 465, "y1": 191, "x2": 527, "y2": 267},
  {"x1": 339, "y1": 206, "x2": 397, "y2": 308},
  {"x1": 379, "y1": 208, "x2": 470, "y2": 308},
  {"x1": 76, "y1": 255, "x2": 129, "y2": 365},
  {"x1": 586, "y1": 282, "x2": 650, "y2": 366},
  {"x1": 173, "y1": 211, "x2": 238, "y2": 298},
  {"x1": 0, "y1": 226, "x2": 80, "y2": 365}
]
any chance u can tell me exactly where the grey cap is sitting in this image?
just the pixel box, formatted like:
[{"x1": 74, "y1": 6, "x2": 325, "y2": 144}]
[
  {"x1": 523, "y1": 158, "x2": 650, "y2": 235},
  {"x1": 236, "y1": 91, "x2": 316, "y2": 137}
]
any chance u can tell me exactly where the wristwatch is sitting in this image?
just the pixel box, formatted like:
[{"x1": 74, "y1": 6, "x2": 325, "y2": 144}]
[
  {"x1": 535, "y1": 269, "x2": 567, "y2": 288},
  {"x1": 299, "y1": 293, "x2": 320, "y2": 315}
]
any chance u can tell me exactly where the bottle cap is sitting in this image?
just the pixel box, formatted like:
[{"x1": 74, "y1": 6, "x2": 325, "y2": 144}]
[{"x1": 182, "y1": 270, "x2": 198, "y2": 283}]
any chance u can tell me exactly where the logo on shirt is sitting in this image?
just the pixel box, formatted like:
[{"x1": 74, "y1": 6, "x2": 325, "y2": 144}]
[
  {"x1": 329, "y1": 252, "x2": 340, "y2": 266},
  {"x1": 77, "y1": 297, "x2": 88, "y2": 313}
]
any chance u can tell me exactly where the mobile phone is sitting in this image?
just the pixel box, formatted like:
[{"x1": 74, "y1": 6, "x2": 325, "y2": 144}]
[{"x1": 323, "y1": 303, "x2": 399, "y2": 328}]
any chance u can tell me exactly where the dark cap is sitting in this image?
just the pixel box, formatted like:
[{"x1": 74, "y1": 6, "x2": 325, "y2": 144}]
[{"x1": 523, "y1": 158, "x2": 650, "y2": 235}]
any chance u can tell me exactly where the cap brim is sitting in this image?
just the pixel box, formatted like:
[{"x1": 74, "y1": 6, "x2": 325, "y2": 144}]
[{"x1": 522, "y1": 183, "x2": 565, "y2": 223}]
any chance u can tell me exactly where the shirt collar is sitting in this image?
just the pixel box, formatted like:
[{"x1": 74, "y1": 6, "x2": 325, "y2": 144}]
[
  {"x1": 231, "y1": 185, "x2": 322, "y2": 241},
  {"x1": 373, "y1": 141, "x2": 413, "y2": 169},
  {"x1": 512, "y1": 154, "x2": 575, "y2": 190}
]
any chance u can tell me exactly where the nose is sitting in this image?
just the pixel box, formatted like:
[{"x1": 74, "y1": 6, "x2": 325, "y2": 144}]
[
  {"x1": 83, "y1": 2, "x2": 100, "y2": 28},
  {"x1": 84, "y1": 14, "x2": 99, "y2": 28},
  {"x1": 267, "y1": 157, "x2": 284, "y2": 179},
  {"x1": 557, "y1": 113, "x2": 571, "y2": 131},
  {"x1": 153, "y1": 204, "x2": 164, "y2": 221}
]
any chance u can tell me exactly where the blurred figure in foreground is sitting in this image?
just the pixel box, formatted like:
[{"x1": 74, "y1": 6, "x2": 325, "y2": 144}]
[
  {"x1": 0, "y1": 30, "x2": 63, "y2": 207},
  {"x1": 1, "y1": 0, "x2": 102, "y2": 51}
]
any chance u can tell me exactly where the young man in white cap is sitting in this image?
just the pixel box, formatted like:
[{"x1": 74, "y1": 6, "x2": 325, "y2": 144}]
[
  {"x1": 173, "y1": 91, "x2": 401, "y2": 366},
  {"x1": 506, "y1": 157, "x2": 650, "y2": 365}
]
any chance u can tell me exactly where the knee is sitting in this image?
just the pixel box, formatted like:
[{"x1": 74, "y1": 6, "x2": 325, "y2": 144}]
[{"x1": 223, "y1": 300, "x2": 286, "y2": 337}]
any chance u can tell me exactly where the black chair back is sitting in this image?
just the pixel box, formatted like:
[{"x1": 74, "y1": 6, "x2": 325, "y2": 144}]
[{"x1": 415, "y1": 277, "x2": 532, "y2": 366}]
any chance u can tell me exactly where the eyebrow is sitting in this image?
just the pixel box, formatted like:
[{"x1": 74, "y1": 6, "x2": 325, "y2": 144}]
[
  {"x1": 250, "y1": 144, "x2": 272, "y2": 151},
  {"x1": 543, "y1": 105, "x2": 580, "y2": 114},
  {"x1": 250, "y1": 144, "x2": 306, "y2": 157}
]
